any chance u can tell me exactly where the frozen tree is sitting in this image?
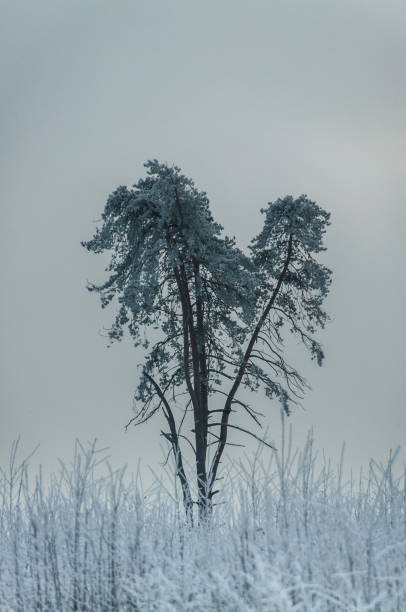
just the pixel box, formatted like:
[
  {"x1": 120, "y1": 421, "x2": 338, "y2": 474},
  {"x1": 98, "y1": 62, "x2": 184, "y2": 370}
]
[{"x1": 82, "y1": 160, "x2": 331, "y2": 519}]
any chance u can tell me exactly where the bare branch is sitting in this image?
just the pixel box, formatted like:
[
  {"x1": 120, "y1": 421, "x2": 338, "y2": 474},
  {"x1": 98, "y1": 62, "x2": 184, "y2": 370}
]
[{"x1": 207, "y1": 423, "x2": 276, "y2": 451}]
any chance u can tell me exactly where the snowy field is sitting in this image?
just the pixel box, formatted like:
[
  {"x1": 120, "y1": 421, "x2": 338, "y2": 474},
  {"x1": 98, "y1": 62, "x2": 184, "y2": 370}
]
[{"x1": 1, "y1": 433, "x2": 405, "y2": 611}]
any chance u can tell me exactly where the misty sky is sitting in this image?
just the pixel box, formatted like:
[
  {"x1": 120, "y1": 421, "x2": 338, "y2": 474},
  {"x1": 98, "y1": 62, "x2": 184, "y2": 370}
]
[{"x1": 1, "y1": 0, "x2": 405, "y2": 484}]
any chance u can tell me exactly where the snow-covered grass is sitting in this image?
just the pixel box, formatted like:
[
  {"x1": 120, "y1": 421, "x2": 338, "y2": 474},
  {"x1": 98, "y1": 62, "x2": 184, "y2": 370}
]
[{"x1": 1, "y1": 431, "x2": 405, "y2": 611}]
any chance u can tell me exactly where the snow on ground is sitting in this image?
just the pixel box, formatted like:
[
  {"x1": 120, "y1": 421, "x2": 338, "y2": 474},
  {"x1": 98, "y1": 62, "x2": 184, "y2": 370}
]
[{"x1": 1, "y1": 434, "x2": 405, "y2": 611}]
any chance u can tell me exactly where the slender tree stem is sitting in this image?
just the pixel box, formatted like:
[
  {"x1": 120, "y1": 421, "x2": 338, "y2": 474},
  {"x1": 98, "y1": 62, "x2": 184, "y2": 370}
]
[
  {"x1": 208, "y1": 234, "x2": 294, "y2": 493},
  {"x1": 145, "y1": 373, "x2": 193, "y2": 520}
]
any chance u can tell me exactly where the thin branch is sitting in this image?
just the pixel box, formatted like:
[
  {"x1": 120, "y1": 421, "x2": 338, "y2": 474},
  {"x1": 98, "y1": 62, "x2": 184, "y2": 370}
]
[
  {"x1": 206, "y1": 431, "x2": 245, "y2": 448},
  {"x1": 207, "y1": 423, "x2": 276, "y2": 451},
  {"x1": 209, "y1": 389, "x2": 264, "y2": 427}
]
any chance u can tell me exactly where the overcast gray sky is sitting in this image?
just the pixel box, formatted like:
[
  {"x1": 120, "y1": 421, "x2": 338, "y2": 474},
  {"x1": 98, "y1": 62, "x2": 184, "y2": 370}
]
[{"x1": 1, "y1": 0, "x2": 405, "y2": 484}]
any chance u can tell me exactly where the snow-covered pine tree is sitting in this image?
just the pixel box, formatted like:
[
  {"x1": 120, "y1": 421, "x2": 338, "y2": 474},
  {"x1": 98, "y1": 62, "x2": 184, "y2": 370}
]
[{"x1": 82, "y1": 160, "x2": 331, "y2": 520}]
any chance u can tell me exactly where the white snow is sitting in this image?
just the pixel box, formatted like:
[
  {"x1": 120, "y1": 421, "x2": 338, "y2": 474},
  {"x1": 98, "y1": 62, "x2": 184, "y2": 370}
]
[{"x1": 1, "y1": 435, "x2": 405, "y2": 611}]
